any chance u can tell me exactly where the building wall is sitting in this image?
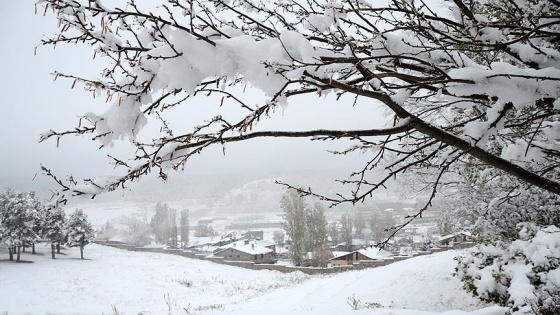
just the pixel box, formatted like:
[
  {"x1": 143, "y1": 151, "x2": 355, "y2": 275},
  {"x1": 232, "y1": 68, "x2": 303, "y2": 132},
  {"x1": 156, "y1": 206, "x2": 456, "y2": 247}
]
[
  {"x1": 330, "y1": 259, "x2": 349, "y2": 267},
  {"x1": 101, "y1": 242, "x2": 472, "y2": 275},
  {"x1": 221, "y1": 248, "x2": 273, "y2": 263}
]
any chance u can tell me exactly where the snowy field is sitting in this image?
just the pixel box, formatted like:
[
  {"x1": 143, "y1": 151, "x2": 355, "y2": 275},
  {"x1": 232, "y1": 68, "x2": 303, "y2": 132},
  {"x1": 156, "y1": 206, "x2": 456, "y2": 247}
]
[{"x1": 0, "y1": 244, "x2": 506, "y2": 315}]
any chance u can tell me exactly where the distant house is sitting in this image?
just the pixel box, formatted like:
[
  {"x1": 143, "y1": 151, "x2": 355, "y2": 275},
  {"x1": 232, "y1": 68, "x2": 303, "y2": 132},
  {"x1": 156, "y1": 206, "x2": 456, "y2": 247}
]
[
  {"x1": 213, "y1": 241, "x2": 274, "y2": 264},
  {"x1": 332, "y1": 239, "x2": 374, "y2": 252},
  {"x1": 253, "y1": 239, "x2": 276, "y2": 255},
  {"x1": 330, "y1": 246, "x2": 392, "y2": 266},
  {"x1": 243, "y1": 230, "x2": 264, "y2": 240},
  {"x1": 211, "y1": 237, "x2": 237, "y2": 247},
  {"x1": 439, "y1": 231, "x2": 474, "y2": 245}
]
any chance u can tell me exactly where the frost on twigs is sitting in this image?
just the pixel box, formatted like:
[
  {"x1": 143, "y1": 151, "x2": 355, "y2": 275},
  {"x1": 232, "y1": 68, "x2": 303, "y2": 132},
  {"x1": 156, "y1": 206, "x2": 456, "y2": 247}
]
[{"x1": 37, "y1": 0, "x2": 559, "y2": 226}]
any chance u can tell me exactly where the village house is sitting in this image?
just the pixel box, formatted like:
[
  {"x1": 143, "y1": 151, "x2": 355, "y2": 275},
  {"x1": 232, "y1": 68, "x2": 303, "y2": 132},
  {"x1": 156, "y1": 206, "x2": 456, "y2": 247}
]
[
  {"x1": 439, "y1": 231, "x2": 474, "y2": 245},
  {"x1": 213, "y1": 240, "x2": 275, "y2": 264},
  {"x1": 329, "y1": 246, "x2": 392, "y2": 267}
]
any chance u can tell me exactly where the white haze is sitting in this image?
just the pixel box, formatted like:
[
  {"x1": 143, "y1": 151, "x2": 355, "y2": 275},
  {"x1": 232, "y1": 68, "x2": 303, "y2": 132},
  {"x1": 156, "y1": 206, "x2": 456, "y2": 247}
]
[{"x1": 0, "y1": 2, "x2": 387, "y2": 200}]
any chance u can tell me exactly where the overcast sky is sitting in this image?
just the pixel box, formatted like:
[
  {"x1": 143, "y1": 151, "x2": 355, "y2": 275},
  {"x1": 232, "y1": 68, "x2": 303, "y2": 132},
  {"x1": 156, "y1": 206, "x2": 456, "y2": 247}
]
[{"x1": 0, "y1": 2, "x2": 387, "y2": 197}]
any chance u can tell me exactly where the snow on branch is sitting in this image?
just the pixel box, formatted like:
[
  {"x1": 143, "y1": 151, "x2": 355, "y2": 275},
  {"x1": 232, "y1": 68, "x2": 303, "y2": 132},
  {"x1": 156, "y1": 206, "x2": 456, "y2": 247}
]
[{"x1": 37, "y1": 0, "x2": 560, "y2": 212}]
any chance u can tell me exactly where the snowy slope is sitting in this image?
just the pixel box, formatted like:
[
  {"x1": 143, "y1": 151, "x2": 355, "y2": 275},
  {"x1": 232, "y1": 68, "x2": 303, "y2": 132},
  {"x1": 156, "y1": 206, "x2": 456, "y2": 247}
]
[
  {"x1": 0, "y1": 244, "x2": 506, "y2": 315},
  {"x1": 222, "y1": 250, "x2": 485, "y2": 313}
]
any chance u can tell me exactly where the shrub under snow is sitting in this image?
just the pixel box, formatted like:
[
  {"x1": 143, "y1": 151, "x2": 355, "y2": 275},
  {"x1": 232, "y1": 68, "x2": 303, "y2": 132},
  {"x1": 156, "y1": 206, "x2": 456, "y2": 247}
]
[{"x1": 456, "y1": 224, "x2": 560, "y2": 314}]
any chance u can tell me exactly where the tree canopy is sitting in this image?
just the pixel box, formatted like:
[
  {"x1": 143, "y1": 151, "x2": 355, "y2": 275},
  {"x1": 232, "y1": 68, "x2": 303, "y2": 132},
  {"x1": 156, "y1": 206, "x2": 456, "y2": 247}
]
[{"x1": 38, "y1": 0, "x2": 559, "y2": 226}]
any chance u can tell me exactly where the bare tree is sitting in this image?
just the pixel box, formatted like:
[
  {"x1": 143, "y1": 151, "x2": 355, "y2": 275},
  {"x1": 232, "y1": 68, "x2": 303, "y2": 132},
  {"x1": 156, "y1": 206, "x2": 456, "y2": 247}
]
[
  {"x1": 369, "y1": 210, "x2": 396, "y2": 244},
  {"x1": 179, "y1": 209, "x2": 190, "y2": 248},
  {"x1": 340, "y1": 213, "x2": 353, "y2": 251},
  {"x1": 194, "y1": 222, "x2": 217, "y2": 237},
  {"x1": 328, "y1": 222, "x2": 340, "y2": 246},
  {"x1": 353, "y1": 211, "x2": 366, "y2": 239},
  {"x1": 116, "y1": 216, "x2": 151, "y2": 246},
  {"x1": 273, "y1": 230, "x2": 285, "y2": 247},
  {"x1": 37, "y1": 0, "x2": 560, "y2": 238},
  {"x1": 305, "y1": 203, "x2": 329, "y2": 252}
]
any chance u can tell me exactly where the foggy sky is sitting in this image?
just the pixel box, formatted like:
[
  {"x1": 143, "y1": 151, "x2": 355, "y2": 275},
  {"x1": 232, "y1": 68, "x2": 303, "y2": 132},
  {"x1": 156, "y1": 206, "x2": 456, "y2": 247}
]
[{"x1": 0, "y1": 2, "x2": 387, "y2": 198}]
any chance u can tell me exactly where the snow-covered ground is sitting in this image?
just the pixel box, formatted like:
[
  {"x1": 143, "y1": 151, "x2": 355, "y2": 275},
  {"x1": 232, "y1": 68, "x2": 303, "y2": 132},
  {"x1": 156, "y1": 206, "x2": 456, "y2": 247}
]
[{"x1": 0, "y1": 244, "x2": 506, "y2": 315}]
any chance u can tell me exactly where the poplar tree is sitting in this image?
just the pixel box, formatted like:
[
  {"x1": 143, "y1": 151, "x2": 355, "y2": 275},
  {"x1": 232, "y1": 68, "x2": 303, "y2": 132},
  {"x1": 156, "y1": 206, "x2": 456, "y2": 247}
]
[
  {"x1": 281, "y1": 191, "x2": 307, "y2": 266},
  {"x1": 179, "y1": 209, "x2": 189, "y2": 248}
]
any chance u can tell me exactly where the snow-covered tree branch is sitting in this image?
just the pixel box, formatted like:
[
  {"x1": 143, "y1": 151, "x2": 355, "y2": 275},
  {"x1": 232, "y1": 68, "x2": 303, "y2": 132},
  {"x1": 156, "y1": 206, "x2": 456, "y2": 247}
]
[{"x1": 37, "y1": 0, "x2": 559, "y2": 213}]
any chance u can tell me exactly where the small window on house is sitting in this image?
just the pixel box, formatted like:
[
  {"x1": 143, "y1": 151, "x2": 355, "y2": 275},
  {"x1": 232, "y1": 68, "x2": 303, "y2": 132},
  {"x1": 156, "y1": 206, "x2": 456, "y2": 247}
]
[
  {"x1": 237, "y1": 255, "x2": 240, "y2": 258},
  {"x1": 254, "y1": 255, "x2": 257, "y2": 260},
  {"x1": 260, "y1": 254, "x2": 263, "y2": 258}
]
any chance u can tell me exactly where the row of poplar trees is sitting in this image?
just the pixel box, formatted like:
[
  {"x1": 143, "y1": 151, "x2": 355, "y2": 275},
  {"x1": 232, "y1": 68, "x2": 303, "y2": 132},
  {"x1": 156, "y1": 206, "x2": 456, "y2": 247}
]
[
  {"x1": 150, "y1": 202, "x2": 190, "y2": 247},
  {"x1": 281, "y1": 190, "x2": 330, "y2": 267}
]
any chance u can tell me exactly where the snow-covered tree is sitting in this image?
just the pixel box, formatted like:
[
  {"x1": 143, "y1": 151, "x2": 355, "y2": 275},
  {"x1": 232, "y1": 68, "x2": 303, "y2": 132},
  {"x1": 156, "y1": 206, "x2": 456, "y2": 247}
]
[
  {"x1": 194, "y1": 222, "x2": 216, "y2": 238},
  {"x1": 150, "y1": 202, "x2": 177, "y2": 245},
  {"x1": 281, "y1": 190, "x2": 307, "y2": 266},
  {"x1": 27, "y1": 192, "x2": 46, "y2": 254},
  {"x1": 449, "y1": 170, "x2": 560, "y2": 242},
  {"x1": 96, "y1": 220, "x2": 118, "y2": 242},
  {"x1": 43, "y1": 207, "x2": 66, "y2": 259},
  {"x1": 0, "y1": 189, "x2": 39, "y2": 262},
  {"x1": 116, "y1": 216, "x2": 151, "y2": 246},
  {"x1": 65, "y1": 209, "x2": 94, "y2": 260}
]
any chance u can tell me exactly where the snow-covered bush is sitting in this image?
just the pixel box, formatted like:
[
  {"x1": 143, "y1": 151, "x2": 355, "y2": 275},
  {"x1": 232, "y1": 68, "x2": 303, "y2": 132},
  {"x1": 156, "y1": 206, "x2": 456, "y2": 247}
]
[
  {"x1": 420, "y1": 236, "x2": 439, "y2": 251},
  {"x1": 456, "y1": 224, "x2": 560, "y2": 314}
]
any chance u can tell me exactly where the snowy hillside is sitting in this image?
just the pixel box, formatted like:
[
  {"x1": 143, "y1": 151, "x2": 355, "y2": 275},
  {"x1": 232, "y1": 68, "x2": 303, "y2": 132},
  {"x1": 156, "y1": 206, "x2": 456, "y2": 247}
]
[{"x1": 0, "y1": 244, "x2": 506, "y2": 315}]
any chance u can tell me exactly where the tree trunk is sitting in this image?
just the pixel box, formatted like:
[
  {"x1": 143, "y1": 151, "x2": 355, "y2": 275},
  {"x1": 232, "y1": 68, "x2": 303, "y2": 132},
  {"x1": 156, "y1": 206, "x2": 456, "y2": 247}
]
[
  {"x1": 56, "y1": 243, "x2": 61, "y2": 254},
  {"x1": 51, "y1": 243, "x2": 56, "y2": 259},
  {"x1": 22, "y1": 245, "x2": 26, "y2": 253},
  {"x1": 80, "y1": 245, "x2": 84, "y2": 260},
  {"x1": 32, "y1": 243, "x2": 36, "y2": 254},
  {"x1": 8, "y1": 247, "x2": 13, "y2": 261},
  {"x1": 16, "y1": 246, "x2": 21, "y2": 262}
]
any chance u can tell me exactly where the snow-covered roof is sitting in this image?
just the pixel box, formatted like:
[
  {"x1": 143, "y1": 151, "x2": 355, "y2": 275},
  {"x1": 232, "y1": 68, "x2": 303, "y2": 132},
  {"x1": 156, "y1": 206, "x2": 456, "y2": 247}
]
[
  {"x1": 138, "y1": 244, "x2": 166, "y2": 249},
  {"x1": 216, "y1": 239, "x2": 274, "y2": 251},
  {"x1": 255, "y1": 240, "x2": 275, "y2": 247},
  {"x1": 330, "y1": 251, "x2": 351, "y2": 260},
  {"x1": 329, "y1": 247, "x2": 392, "y2": 261},
  {"x1": 214, "y1": 242, "x2": 273, "y2": 256},
  {"x1": 357, "y1": 247, "x2": 393, "y2": 260},
  {"x1": 439, "y1": 231, "x2": 473, "y2": 241}
]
